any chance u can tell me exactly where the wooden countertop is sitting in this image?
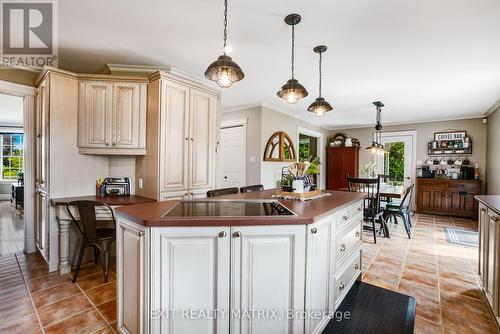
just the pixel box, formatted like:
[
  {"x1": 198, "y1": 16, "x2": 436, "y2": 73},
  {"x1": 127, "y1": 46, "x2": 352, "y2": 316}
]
[
  {"x1": 475, "y1": 195, "x2": 500, "y2": 215},
  {"x1": 115, "y1": 189, "x2": 366, "y2": 227},
  {"x1": 50, "y1": 195, "x2": 156, "y2": 206}
]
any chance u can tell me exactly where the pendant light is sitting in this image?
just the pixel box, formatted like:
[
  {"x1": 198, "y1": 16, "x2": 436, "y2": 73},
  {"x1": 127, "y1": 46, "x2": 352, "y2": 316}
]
[
  {"x1": 365, "y1": 101, "x2": 388, "y2": 155},
  {"x1": 308, "y1": 45, "x2": 332, "y2": 117},
  {"x1": 205, "y1": 0, "x2": 244, "y2": 88},
  {"x1": 277, "y1": 14, "x2": 308, "y2": 104}
]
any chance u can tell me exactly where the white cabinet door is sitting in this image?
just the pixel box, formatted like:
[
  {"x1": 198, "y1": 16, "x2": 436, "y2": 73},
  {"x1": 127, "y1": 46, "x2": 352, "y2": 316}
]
[
  {"x1": 159, "y1": 80, "x2": 190, "y2": 193},
  {"x1": 479, "y1": 204, "x2": 488, "y2": 286},
  {"x1": 231, "y1": 225, "x2": 306, "y2": 334},
  {"x1": 486, "y1": 210, "x2": 499, "y2": 314},
  {"x1": 112, "y1": 82, "x2": 146, "y2": 148},
  {"x1": 35, "y1": 190, "x2": 49, "y2": 261},
  {"x1": 79, "y1": 80, "x2": 112, "y2": 147},
  {"x1": 117, "y1": 220, "x2": 149, "y2": 334},
  {"x1": 189, "y1": 88, "x2": 217, "y2": 190},
  {"x1": 151, "y1": 227, "x2": 230, "y2": 334},
  {"x1": 305, "y1": 217, "x2": 333, "y2": 334}
]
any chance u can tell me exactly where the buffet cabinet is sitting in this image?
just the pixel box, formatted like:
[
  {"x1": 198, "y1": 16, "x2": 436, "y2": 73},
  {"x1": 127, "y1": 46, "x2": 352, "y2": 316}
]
[
  {"x1": 326, "y1": 146, "x2": 359, "y2": 190},
  {"x1": 78, "y1": 77, "x2": 148, "y2": 155},
  {"x1": 135, "y1": 72, "x2": 220, "y2": 201},
  {"x1": 477, "y1": 200, "x2": 500, "y2": 327},
  {"x1": 116, "y1": 200, "x2": 364, "y2": 334},
  {"x1": 416, "y1": 178, "x2": 481, "y2": 218}
]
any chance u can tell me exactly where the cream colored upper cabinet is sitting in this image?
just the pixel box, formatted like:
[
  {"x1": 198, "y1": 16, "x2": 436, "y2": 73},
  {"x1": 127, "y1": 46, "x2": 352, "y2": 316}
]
[
  {"x1": 189, "y1": 88, "x2": 217, "y2": 190},
  {"x1": 159, "y1": 80, "x2": 190, "y2": 193},
  {"x1": 78, "y1": 78, "x2": 147, "y2": 155}
]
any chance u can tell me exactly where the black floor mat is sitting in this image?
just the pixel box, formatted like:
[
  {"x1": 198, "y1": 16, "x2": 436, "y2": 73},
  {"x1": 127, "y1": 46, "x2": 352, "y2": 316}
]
[{"x1": 322, "y1": 281, "x2": 416, "y2": 334}]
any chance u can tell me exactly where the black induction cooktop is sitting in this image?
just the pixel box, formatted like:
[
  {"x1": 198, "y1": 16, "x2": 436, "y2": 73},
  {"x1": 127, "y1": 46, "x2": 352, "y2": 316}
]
[{"x1": 162, "y1": 200, "x2": 295, "y2": 217}]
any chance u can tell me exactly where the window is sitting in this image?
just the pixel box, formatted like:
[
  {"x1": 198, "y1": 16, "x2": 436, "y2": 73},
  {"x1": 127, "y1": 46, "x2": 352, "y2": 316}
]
[{"x1": 0, "y1": 133, "x2": 24, "y2": 180}]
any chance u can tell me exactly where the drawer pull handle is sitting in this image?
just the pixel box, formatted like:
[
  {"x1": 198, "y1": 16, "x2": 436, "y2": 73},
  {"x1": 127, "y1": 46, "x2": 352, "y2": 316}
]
[
  {"x1": 233, "y1": 231, "x2": 241, "y2": 238},
  {"x1": 339, "y1": 282, "x2": 345, "y2": 290},
  {"x1": 311, "y1": 227, "x2": 318, "y2": 234},
  {"x1": 340, "y1": 244, "x2": 346, "y2": 252},
  {"x1": 355, "y1": 231, "x2": 360, "y2": 238},
  {"x1": 354, "y1": 264, "x2": 359, "y2": 270},
  {"x1": 343, "y1": 216, "x2": 348, "y2": 221},
  {"x1": 218, "y1": 231, "x2": 227, "y2": 238}
]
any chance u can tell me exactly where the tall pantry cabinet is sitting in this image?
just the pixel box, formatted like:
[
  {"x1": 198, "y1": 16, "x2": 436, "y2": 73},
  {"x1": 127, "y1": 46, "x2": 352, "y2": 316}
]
[{"x1": 135, "y1": 71, "x2": 220, "y2": 201}]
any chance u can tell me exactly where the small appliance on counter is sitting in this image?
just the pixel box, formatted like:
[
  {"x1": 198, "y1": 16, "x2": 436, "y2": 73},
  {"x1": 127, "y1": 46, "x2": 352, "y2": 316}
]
[
  {"x1": 460, "y1": 166, "x2": 475, "y2": 180},
  {"x1": 421, "y1": 165, "x2": 435, "y2": 178},
  {"x1": 97, "y1": 177, "x2": 131, "y2": 196}
]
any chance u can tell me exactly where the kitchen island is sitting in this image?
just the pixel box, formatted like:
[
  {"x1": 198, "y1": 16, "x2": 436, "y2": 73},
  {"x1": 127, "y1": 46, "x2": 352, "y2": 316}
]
[{"x1": 115, "y1": 189, "x2": 365, "y2": 334}]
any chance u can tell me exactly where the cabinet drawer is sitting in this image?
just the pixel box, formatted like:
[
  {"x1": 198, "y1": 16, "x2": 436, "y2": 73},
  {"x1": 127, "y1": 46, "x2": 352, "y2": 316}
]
[
  {"x1": 336, "y1": 217, "x2": 363, "y2": 265},
  {"x1": 349, "y1": 200, "x2": 364, "y2": 218},
  {"x1": 334, "y1": 249, "x2": 362, "y2": 306},
  {"x1": 447, "y1": 182, "x2": 480, "y2": 193}
]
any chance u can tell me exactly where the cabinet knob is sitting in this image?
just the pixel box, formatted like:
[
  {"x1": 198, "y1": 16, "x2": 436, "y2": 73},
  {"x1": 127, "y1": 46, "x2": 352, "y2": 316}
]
[
  {"x1": 185, "y1": 137, "x2": 189, "y2": 141},
  {"x1": 138, "y1": 231, "x2": 145, "y2": 237},
  {"x1": 481, "y1": 208, "x2": 486, "y2": 213},
  {"x1": 218, "y1": 231, "x2": 227, "y2": 238},
  {"x1": 233, "y1": 231, "x2": 241, "y2": 238},
  {"x1": 105, "y1": 143, "x2": 110, "y2": 146},
  {"x1": 343, "y1": 216, "x2": 348, "y2": 221},
  {"x1": 311, "y1": 227, "x2": 318, "y2": 234},
  {"x1": 190, "y1": 138, "x2": 194, "y2": 141},
  {"x1": 355, "y1": 231, "x2": 360, "y2": 238},
  {"x1": 339, "y1": 282, "x2": 346, "y2": 290},
  {"x1": 354, "y1": 264, "x2": 360, "y2": 270},
  {"x1": 340, "y1": 244, "x2": 346, "y2": 252},
  {"x1": 112, "y1": 143, "x2": 116, "y2": 146}
]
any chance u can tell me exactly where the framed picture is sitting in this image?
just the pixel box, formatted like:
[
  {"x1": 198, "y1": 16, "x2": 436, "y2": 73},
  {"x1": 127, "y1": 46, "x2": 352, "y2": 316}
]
[{"x1": 434, "y1": 131, "x2": 466, "y2": 141}]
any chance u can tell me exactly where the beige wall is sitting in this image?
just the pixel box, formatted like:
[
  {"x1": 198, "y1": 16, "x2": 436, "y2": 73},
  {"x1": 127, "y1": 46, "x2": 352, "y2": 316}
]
[
  {"x1": 222, "y1": 105, "x2": 330, "y2": 188},
  {"x1": 487, "y1": 108, "x2": 500, "y2": 195},
  {"x1": 333, "y1": 118, "x2": 487, "y2": 181}
]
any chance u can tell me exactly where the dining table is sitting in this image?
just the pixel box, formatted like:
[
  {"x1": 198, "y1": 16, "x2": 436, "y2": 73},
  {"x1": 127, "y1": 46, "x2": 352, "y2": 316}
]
[{"x1": 339, "y1": 184, "x2": 408, "y2": 199}]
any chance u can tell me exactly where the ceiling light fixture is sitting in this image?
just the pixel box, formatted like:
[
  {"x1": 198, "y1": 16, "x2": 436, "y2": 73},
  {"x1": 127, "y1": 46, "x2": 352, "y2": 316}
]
[
  {"x1": 366, "y1": 101, "x2": 388, "y2": 155},
  {"x1": 204, "y1": 0, "x2": 244, "y2": 88},
  {"x1": 277, "y1": 14, "x2": 308, "y2": 104},
  {"x1": 308, "y1": 45, "x2": 332, "y2": 117}
]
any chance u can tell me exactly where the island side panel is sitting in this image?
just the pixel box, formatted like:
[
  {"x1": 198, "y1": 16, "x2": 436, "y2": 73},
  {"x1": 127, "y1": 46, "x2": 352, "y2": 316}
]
[{"x1": 117, "y1": 218, "x2": 150, "y2": 334}]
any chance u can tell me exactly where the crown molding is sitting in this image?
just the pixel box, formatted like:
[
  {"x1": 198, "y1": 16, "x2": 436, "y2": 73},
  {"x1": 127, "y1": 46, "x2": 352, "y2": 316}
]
[{"x1": 484, "y1": 99, "x2": 500, "y2": 117}]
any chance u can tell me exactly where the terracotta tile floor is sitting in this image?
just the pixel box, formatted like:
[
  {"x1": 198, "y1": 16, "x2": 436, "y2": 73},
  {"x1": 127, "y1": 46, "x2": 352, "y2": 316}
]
[
  {"x1": 362, "y1": 213, "x2": 500, "y2": 334},
  {"x1": 0, "y1": 252, "x2": 116, "y2": 333},
  {"x1": 0, "y1": 213, "x2": 498, "y2": 333}
]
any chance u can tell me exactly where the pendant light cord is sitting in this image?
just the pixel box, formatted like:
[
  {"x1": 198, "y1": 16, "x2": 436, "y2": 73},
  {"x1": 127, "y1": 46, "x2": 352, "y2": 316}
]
[
  {"x1": 291, "y1": 23, "x2": 295, "y2": 79},
  {"x1": 223, "y1": 0, "x2": 228, "y2": 54},
  {"x1": 318, "y1": 51, "x2": 322, "y2": 98}
]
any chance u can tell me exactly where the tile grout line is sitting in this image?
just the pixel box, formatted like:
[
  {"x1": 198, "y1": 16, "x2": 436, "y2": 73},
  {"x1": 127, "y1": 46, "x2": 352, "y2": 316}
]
[
  {"x1": 75, "y1": 279, "x2": 117, "y2": 333},
  {"x1": 14, "y1": 253, "x2": 46, "y2": 334}
]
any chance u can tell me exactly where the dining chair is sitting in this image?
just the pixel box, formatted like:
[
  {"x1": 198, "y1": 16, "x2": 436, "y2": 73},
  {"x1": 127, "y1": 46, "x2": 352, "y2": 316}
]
[
  {"x1": 383, "y1": 185, "x2": 415, "y2": 239},
  {"x1": 378, "y1": 174, "x2": 394, "y2": 203},
  {"x1": 66, "y1": 201, "x2": 116, "y2": 283},
  {"x1": 240, "y1": 184, "x2": 264, "y2": 193},
  {"x1": 347, "y1": 176, "x2": 388, "y2": 243},
  {"x1": 206, "y1": 187, "x2": 239, "y2": 197}
]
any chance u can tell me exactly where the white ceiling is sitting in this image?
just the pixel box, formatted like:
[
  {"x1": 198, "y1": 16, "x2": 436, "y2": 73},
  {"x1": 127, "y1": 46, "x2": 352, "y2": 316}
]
[{"x1": 59, "y1": 0, "x2": 500, "y2": 129}]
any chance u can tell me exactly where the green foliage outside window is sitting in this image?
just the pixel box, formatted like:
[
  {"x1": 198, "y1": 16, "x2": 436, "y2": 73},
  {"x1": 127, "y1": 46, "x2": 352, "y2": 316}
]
[
  {"x1": 387, "y1": 142, "x2": 405, "y2": 185},
  {"x1": 1, "y1": 133, "x2": 24, "y2": 180}
]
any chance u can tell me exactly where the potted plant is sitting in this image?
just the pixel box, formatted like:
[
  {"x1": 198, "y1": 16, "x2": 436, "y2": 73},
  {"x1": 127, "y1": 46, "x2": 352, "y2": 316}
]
[{"x1": 16, "y1": 171, "x2": 24, "y2": 185}]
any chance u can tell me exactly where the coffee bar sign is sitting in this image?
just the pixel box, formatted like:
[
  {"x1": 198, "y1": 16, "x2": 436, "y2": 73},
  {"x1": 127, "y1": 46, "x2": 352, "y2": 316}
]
[{"x1": 434, "y1": 131, "x2": 466, "y2": 141}]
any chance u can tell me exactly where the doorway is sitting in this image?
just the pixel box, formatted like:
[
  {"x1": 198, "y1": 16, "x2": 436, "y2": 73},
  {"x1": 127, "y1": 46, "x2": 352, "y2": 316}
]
[
  {"x1": 219, "y1": 119, "x2": 247, "y2": 188},
  {"x1": 374, "y1": 131, "x2": 417, "y2": 187},
  {"x1": 0, "y1": 93, "x2": 25, "y2": 255},
  {"x1": 0, "y1": 80, "x2": 36, "y2": 255},
  {"x1": 297, "y1": 127, "x2": 325, "y2": 189}
]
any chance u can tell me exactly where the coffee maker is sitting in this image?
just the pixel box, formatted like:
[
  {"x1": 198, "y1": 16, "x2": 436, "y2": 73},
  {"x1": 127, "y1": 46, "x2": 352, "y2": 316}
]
[{"x1": 460, "y1": 166, "x2": 475, "y2": 180}]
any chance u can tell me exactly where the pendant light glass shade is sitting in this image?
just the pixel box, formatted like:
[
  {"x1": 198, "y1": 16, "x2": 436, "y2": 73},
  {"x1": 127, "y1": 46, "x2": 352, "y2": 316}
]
[
  {"x1": 277, "y1": 14, "x2": 308, "y2": 104},
  {"x1": 307, "y1": 97, "x2": 332, "y2": 116},
  {"x1": 205, "y1": 55, "x2": 244, "y2": 88},
  {"x1": 204, "y1": 0, "x2": 244, "y2": 88},
  {"x1": 308, "y1": 45, "x2": 332, "y2": 116},
  {"x1": 277, "y1": 79, "x2": 308, "y2": 104}
]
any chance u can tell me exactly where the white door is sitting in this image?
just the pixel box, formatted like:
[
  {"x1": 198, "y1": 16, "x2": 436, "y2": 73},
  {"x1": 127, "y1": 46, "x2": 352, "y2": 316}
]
[
  {"x1": 219, "y1": 125, "x2": 246, "y2": 188},
  {"x1": 231, "y1": 225, "x2": 306, "y2": 334},
  {"x1": 151, "y1": 227, "x2": 230, "y2": 334},
  {"x1": 374, "y1": 131, "x2": 416, "y2": 187}
]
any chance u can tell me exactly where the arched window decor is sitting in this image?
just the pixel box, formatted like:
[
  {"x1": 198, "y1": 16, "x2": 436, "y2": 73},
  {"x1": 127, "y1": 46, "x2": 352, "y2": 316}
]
[{"x1": 263, "y1": 131, "x2": 297, "y2": 162}]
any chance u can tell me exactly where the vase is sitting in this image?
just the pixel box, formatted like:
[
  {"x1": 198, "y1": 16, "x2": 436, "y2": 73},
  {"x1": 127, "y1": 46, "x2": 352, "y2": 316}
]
[{"x1": 292, "y1": 179, "x2": 305, "y2": 193}]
